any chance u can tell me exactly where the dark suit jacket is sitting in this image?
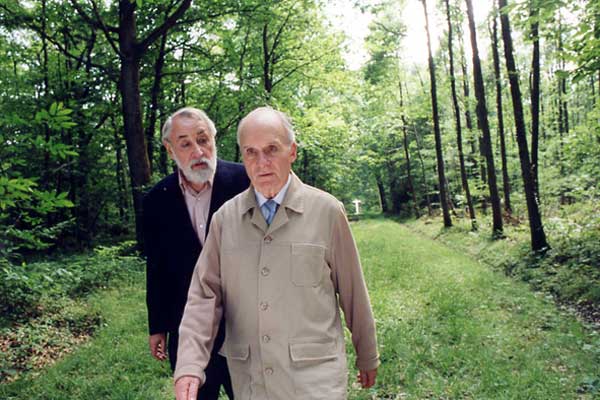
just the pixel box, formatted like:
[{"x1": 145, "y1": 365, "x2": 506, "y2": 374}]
[{"x1": 144, "y1": 159, "x2": 250, "y2": 337}]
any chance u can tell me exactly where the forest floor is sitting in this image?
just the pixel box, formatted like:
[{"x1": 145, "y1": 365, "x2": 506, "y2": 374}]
[{"x1": 1, "y1": 218, "x2": 599, "y2": 399}]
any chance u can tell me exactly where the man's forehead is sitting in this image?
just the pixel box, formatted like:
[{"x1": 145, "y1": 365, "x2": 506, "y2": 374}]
[{"x1": 173, "y1": 119, "x2": 211, "y2": 138}]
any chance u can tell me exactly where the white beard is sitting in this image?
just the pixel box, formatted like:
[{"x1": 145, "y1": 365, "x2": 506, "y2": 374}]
[{"x1": 173, "y1": 151, "x2": 217, "y2": 185}]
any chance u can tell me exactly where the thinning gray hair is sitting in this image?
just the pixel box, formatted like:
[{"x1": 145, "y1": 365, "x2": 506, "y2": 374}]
[
  {"x1": 161, "y1": 107, "x2": 217, "y2": 142},
  {"x1": 237, "y1": 106, "x2": 295, "y2": 145}
]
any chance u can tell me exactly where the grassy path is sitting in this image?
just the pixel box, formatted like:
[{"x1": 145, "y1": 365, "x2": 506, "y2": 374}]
[{"x1": 2, "y1": 218, "x2": 599, "y2": 399}]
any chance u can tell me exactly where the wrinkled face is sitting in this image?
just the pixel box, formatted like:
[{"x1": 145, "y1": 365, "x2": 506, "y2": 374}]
[
  {"x1": 164, "y1": 116, "x2": 217, "y2": 188},
  {"x1": 239, "y1": 115, "x2": 296, "y2": 199}
]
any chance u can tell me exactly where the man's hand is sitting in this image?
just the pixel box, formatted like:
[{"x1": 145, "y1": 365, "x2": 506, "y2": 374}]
[
  {"x1": 357, "y1": 368, "x2": 377, "y2": 389},
  {"x1": 149, "y1": 333, "x2": 167, "y2": 361},
  {"x1": 175, "y1": 376, "x2": 201, "y2": 400}
]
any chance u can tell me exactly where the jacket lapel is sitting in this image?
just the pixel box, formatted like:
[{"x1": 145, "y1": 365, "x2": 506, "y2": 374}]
[{"x1": 166, "y1": 172, "x2": 201, "y2": 250}]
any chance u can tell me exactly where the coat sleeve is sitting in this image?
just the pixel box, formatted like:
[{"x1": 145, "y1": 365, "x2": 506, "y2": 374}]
[
  {"x1": 174, "y1": 213, "x2": 224, "y2": 385},
  {"x1": 329, "y1": 203, "x2": 380, "y2": 372},
  {"x1": 144, "y1": 192, "x2": 167, "y2": 335}
]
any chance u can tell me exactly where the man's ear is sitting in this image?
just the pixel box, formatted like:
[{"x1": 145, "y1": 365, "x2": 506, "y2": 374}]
[
  {"x1": 289, "y1": 142, "x2": 298, "y2": 163},
  {"x1": 163, "y1": 140, "x2": 174, "y2": 160}
]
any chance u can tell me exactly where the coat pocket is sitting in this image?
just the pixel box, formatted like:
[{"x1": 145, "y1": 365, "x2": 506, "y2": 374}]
[
  {"x1": 291, "y1": 243, "x2": 326, "y2": 287},
  {"x1": 221, "y1": 343, "x2": 252, "y2": 399},
  {"x1": 289, "y1": 339, "x2": 347, "y2": 398}
]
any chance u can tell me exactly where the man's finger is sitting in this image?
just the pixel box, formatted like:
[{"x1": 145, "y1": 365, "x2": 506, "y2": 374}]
[{"x1": 188, "y1": 378, "x2": 199, "y2": 400}]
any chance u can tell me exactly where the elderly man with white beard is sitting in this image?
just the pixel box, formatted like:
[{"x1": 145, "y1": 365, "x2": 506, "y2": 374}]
[{"x1": 143, "y1": 107, "x2": 249, "y2": 400}]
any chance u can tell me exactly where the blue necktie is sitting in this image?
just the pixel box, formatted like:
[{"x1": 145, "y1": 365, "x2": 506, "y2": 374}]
[{"x1": 262, "y1": 199, "x2": 278, "y2": 225}]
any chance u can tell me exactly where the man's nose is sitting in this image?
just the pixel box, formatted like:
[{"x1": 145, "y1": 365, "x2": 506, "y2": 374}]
[
  {"x1": 257, "y1": 151, "x2": 271, "y2": 165},
  {"x1": 191, "y1": 143, "x2": 204, "y2": 158}
]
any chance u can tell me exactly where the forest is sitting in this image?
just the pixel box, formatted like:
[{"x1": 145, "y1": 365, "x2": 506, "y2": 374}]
[{"x1": 0, "y1": 0, "x2": 599, "y2": 398}]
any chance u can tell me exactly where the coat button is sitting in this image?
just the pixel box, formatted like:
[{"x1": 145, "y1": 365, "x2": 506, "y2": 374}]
[
  {"x1": 265, "y1": 367, "x2": 274, "y2": 375},
  {"x1": 262, "y1": 335, "x2": 271, "y2": 343},
  {"x1": 264, "y1": 235, "x2": 273, "y2": 243},
  {"x1": 261, "y1": 267, "x2": 270, "y2": 276},
  {"x1": 260, "y1": 302, "x2": 269, "y2": 311}
]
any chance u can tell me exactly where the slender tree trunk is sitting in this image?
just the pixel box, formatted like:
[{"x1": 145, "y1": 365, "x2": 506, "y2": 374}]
[
  {"x1": 530, "y1": 2, "x2": 541, "y2": 198},
  {"x1": 421, "y1": 0, "x2": 452, "y2": 227},
  {"x1": 458, "y1": 33, "x2": 479, "y2": 180},
  {"x1": 159, "y1": 114, "x2": 168, "y2": 175},
  {"x1": 41, "y1": 0, "x2": 52, "y2": 190},
  {"x1": 262, "y1": 23, "x2": 273, "y2": 96},
  {"x1": 491, "y1": 8, "x2": 512, "y2": 214},
  {"x1": 144, "y1": 30, "x2": 168, "y2": 173},
  {"x1": 399, "y1": 80, "x2": 420, "y2": 218},
  {"x1": 112, "y1": 112, "x2": 128, "y2": 221},
  {"x1": 180, "y1": 47, "x2": 187, "y2": 106},
  {"x1": 235, "y1": 24, "x2": 251, "y2": 163},
  {"x1": 499, "y1": 0, "x2": 549, "y2": 251},
  {"x1": 466, "y1": 0, "x2": 503, "y2": 236},
  {"x1": 445, "y1": 0, "x2": 476, "y2": 229},
  {"x1": 375, "y1": 173, "x2": 388, "y2": 213},
  {"x1": 413, "y1": 125, "x2": 432, "y2": 216}
]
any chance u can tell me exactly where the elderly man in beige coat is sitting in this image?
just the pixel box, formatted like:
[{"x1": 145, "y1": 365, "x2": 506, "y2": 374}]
[{"x1": 174, "y1": 107, "x2": 379, "y2": 400}]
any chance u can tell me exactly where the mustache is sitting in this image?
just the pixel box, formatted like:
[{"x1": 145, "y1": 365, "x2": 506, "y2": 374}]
[{"x1": 189, "y1": 157, "x2": 213, "y2": 167}]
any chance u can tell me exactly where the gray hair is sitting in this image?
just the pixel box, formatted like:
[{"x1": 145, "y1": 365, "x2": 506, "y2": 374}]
[
  {"x1": 161, "y1": 107, "x2": 217, "y2": 142},
  {"x1": 237, "y1": 106, "x2": 295, "y2": 145}
]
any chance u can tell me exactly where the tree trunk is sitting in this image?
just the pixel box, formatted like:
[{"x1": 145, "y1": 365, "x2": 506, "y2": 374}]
[
  {"x1": 530, "y1": 2, "x2": 541, "y2": 198},
  {"x1": 118, "y1": 1, "x2": 151, "y2": 248},
  {"x1": 458, "y1": 32, "x2": 480, "y2": 183},
  {"x1": 445, "y1": 0, "x2": 476, "y2": 229},
  {"x1": 491, "y1": 8, "x2": 512, "y2": 214},
  {"x1": 112, "y1": 112, "x2": 128, "y2": 221},
  {"x1": 399, "y1": 80, "x2": 419, "y2": 218},
  {"x1": 144, "y1": 30, "x2": 168, "y2": 173},
  {"x1": 466, "y1": 0, "x2": 503, "y2": 237},
  {"x1": 262, "y1": 23, "x2": 273, "y2": 96},
  {"x1": 375, "y1": 173, "x2": 388, "y2": 213},
  {"x1": 413, "y1": 125, "x2": 432, "y2": 216},
  {"x1": 421, "y1": 0, "x2": 452, "y2": 227},
  {"x1": 498, "y1": 0, "x2": 549, "y2": 251}
]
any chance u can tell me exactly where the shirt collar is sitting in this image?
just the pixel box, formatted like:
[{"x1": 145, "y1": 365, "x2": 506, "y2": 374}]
[
  {"x1": 178, "y1": 168, "x2": 214, "y2": 196},
  {"x1": 254, "y1": 173, "x2": 292, "y2": 207}
]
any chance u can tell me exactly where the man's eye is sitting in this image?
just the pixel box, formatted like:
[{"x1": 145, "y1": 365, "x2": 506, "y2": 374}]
[
  {"x1": 180, "y1": 142, "x2": 190, "y2": 148},
  {"x1": 198, "y1": 138, "x2": 208, "y2": 145},
  {"x1": 266, "y1": 145, "x2": 278, "y2": 156},
  {"x1": 246, "y1": 149, "x2": 257, "y2": 157}
]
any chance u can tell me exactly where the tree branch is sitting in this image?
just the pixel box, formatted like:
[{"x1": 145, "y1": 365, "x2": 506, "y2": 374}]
[
  {"x1": 69, "y1": 0, "x2": 121, "y2": 57},
  {"x1": 137, "y1": 0, "x2": 192, "y2": 55}
]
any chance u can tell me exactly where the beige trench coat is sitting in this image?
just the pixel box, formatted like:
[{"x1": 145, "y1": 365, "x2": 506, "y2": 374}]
[{"x1": 175, "y1": 173, "x2": 379, "y2": 399}]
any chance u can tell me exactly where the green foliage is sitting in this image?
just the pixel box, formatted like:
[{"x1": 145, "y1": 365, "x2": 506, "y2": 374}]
[
  {"x1": 0, "y1": 241, "x2": 143, "y2": 325},
  {"x1": 0, "y1": 103, "x2": 77, "y2": 260}
]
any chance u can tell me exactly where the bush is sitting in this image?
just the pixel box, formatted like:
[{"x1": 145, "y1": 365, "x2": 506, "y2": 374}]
[
  {"x1": 0, "y1": 241, "x2": 143, "y2": 325},
  {"x1": 0, "y1": 259, "x2": 43, "y2": 323}
]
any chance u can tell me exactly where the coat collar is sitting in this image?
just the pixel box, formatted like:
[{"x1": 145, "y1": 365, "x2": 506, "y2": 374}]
[{"x1": 241, "y1": 172, "x2": 305, "y2": 232}]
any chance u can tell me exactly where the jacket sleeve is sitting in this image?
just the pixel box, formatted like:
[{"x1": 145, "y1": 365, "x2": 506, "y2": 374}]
[
  {"x1": 144, "y1": 192, "x2": 168, "y2": 335},
  {"x1": 329, "y1": 203, "x2": 380, "y2": 372},
  {"x1": 174, "y1": 214, "x2": 224, "y2": 385}
]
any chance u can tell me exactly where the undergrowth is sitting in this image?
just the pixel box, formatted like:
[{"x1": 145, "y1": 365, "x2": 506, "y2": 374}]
[{"x1": 0, "y1": 241, "x2": 144, "y2": 382}]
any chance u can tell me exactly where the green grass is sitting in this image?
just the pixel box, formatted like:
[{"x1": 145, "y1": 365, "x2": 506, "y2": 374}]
[
  {"x1": 0, "y1": 281, "x2": 173, "y2": 399},
  {"x1": 2, "y1": 218, "x2": 599, "y2": 399},
  {"x1": 346, "y1": 218, "x2": 599, "y2": 399}
]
